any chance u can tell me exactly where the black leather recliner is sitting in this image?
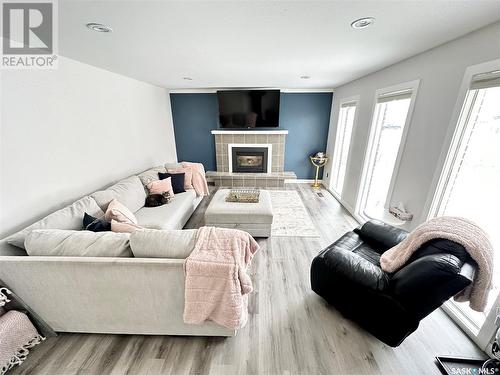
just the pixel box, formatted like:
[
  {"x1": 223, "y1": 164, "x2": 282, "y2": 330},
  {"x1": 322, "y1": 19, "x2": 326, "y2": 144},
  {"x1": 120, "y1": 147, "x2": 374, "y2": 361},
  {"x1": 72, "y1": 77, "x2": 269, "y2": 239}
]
[{"x1": 310, "y1": 220, "x2": 476, "y2": 347}]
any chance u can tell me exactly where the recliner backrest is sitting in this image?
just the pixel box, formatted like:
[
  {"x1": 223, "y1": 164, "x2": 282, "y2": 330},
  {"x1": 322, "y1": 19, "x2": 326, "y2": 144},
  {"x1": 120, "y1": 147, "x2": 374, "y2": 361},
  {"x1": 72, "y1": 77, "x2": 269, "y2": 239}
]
[
  {"x1": 406, "y1": 238, "x2": 472, "y2": 264},
  {"x1": 354, "y1": 220, "x2": 408, "y2": 253}
]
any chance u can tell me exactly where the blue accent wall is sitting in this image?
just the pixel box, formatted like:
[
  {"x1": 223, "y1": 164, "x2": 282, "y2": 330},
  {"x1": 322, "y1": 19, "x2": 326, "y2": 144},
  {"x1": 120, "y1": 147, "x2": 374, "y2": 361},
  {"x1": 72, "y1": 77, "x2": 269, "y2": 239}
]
[
  {"x1": 170, "y1": 92, "x2": 332, "y2": 179},
  {"x1": 170, "y1": 93, "x2": 218, "y2": 171},
  {"x1": 280, "y1": 93, "x2": 332, "y2": 179}
]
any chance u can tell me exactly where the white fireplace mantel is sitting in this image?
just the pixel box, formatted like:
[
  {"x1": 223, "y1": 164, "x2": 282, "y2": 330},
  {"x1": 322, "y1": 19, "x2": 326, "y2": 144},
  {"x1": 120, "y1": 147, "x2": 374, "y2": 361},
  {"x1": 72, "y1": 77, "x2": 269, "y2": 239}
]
[{"x1": 211, "y1": 130, "x2": 288, "y2": 135}]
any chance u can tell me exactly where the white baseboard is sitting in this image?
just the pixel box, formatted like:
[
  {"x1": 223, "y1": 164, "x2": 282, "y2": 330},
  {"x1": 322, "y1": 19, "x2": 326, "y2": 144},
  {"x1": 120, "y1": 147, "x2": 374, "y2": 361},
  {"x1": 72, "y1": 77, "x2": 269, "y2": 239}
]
[
  {"x1": 284, "y1": 179, "x2": 322, "y2": 184},
  {"x1": 340, "y1": 199, "x2": 355, "y2": 214},
  {"x1": 326, "y1": 189, "x2": 362, "y2": 224}
]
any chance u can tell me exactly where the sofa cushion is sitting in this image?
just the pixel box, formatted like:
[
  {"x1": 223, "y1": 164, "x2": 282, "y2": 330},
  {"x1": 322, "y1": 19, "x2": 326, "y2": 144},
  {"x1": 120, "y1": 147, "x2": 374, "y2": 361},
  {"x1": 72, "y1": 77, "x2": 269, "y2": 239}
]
[
  {"x1": 137, "y1": 166, "x2": 167, "y2": 186},
  {"x1": 5, "y1": 196, "x2": 104, "y2": 249},
  {"x1": 111, "y1": 220, "x2": 143, "y2": 233},
  {"x1": 130, "y1": 229, "x2": 196, "y2": 258},
  {"x1": 134, "y1": 190, "x2": 198, "y2": 230},
  {"x1": 25, "y1": 229, "x2": 132, "y2": 257},
  {"x1": 91, "y1": 176, "x2": 146, "y2": 213}
]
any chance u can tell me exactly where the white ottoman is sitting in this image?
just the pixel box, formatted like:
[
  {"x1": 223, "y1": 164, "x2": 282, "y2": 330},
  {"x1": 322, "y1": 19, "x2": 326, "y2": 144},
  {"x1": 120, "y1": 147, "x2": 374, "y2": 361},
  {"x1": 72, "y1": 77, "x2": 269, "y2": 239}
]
[{"x1": 204, "y1": 189, "x2": 274, "y2": 237}]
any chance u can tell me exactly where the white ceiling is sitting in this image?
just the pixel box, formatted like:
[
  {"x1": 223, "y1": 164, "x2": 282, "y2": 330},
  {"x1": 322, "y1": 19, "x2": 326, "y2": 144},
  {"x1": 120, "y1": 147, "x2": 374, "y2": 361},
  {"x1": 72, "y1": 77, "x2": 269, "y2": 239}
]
[{"x1": 60, "y1": 1, "x2": 500, "y2": 89}]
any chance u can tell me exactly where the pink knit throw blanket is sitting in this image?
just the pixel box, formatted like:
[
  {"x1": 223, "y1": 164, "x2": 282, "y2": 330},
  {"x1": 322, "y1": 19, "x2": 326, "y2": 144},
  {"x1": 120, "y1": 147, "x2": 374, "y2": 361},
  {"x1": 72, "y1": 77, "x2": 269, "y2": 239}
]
[
  {"x1": 0, "y1": 310, "x2": 44, "y2": 375},
  {"x1": 183, "y1": 226, "x2": 260, "y2": 329},
  {"x1": 380, "y1": 216, "x2": 493, "y2": 312},
  {"x1": 181, "y1": 162, "x2": 209, "y2": 197}
]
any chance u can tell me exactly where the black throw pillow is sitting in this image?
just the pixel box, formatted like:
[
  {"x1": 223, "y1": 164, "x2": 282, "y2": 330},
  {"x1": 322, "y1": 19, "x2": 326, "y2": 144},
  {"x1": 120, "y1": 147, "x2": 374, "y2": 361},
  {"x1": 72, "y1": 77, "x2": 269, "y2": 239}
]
[
  {"x1": 158, "y1": 172, "x2": 186, "y2": 194},
  {"x1": 83, "y1": 212, "x2": 111, "y2": 232}
]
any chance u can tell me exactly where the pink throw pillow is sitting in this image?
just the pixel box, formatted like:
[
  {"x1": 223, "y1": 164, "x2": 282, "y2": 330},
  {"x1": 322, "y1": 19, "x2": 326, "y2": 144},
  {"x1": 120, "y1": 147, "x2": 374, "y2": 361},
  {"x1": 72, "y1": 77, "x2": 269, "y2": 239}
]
[
  {"x1": 147, "y1": 177, "x2": 175, "y2": 197},
  {"x1": 105, "y1": 199, "x2": 138, "y2": 224},
  {"x1": 111, "y1": 220, "x2": 143, "y2": 233},
  {"x1": 168, "y1": 167, "x2": 193, "y2": 189}
]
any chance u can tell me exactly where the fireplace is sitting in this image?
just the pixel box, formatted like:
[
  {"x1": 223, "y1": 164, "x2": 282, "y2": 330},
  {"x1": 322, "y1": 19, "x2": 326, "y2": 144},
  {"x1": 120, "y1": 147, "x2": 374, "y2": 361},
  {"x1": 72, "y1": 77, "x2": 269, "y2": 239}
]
[
  {"x1": 230, "y1": 146, "x2": 269, "y2": 173},
  {"x1": 209, "y1": 130, "x2": 295, "y2": 187}
]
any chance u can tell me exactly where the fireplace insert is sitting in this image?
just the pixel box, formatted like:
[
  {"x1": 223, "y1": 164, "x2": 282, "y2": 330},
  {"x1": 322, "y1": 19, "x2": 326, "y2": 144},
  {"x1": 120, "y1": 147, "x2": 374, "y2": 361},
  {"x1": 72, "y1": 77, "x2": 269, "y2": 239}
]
[{"x1": 231, "y1": 147, "x2": 268, "y2": 173}]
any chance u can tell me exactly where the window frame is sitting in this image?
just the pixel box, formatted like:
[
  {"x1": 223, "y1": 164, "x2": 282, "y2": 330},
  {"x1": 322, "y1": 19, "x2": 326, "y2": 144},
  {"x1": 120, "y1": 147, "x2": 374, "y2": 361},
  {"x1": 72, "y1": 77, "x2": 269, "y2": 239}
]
[
  {"x1": 426, "y1": 58, "x2": 500, "y2": 350},
  {"x1": 355, "y1": 79, "x2": 420, "y2": 223},
  {"x1": 427, "y1": 58, "x2": 500, "y2": 220},
  {"x1": 330, "y1": 95, "x2": 359, "y2": 199}
]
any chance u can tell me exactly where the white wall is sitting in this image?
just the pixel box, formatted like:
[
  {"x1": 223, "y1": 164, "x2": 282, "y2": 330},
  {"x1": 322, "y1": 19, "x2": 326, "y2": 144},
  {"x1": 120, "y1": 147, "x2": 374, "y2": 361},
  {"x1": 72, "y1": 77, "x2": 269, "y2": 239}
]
[
  {"x1": 0, "y1": 56, "x2": 177, "y2": 238},
  {"x1": 325, "y1": 21, "x2": 500, "y2": 228}
]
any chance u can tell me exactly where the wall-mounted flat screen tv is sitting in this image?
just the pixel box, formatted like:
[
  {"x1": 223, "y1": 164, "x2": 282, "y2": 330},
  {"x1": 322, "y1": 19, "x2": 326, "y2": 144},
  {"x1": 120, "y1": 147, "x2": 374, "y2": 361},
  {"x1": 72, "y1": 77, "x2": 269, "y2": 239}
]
[{"x1": 217, "y1": 89, "x2": 280, "y2": 128}]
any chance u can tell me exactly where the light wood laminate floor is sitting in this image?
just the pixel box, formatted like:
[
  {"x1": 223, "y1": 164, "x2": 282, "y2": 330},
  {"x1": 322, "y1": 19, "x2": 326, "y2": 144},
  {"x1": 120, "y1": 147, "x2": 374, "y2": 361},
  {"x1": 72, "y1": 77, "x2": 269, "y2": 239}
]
[{"x1": 11, "y1": 185, "x2": 483, "y2": 375}]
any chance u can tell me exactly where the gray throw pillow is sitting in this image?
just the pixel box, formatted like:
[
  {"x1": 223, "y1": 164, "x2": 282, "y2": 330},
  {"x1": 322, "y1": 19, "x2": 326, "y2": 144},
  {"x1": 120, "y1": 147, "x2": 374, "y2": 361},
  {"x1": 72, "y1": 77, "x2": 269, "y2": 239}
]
[
  {"x1": 25, "y1": 229, "x2": 132, "y2": 257},
  {"x1": 137, "y1": 166, "x2": 167, "y2": 187},
  {"x1": 91, "y1": 176, "x2": 146, "y2": 213},
  {"x1": 5, "y1": 196, "x2": 104, "y2": 249}
]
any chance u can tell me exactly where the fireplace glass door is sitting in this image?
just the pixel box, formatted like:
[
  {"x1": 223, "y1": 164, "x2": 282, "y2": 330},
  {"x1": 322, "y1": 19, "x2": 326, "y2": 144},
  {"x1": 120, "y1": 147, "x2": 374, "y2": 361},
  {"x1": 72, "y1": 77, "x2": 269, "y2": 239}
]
[{"x1": 232, "y1": 147, "x2": 268, "y2": 173}]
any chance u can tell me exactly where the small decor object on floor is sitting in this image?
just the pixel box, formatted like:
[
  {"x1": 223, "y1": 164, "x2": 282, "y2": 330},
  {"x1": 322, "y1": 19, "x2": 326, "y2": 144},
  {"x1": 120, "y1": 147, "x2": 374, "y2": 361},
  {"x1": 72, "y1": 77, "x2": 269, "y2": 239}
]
[
  {"x1": 309, "y1": 152, "x2": 328, "y2": 189},
  {"x1": 225, "y1": 189, "x2": 260, "y2": 203},
  {"x1": 389, "y1": 202, "x2": 413, "y2": 221}
]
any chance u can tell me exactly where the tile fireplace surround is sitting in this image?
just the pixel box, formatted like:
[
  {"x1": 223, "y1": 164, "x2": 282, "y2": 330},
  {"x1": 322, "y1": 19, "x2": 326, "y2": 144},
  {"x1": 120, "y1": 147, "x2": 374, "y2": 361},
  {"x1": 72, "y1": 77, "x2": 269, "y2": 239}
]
[{"x1": 206, "y1": 130, "x2": 297, "y2": 188}]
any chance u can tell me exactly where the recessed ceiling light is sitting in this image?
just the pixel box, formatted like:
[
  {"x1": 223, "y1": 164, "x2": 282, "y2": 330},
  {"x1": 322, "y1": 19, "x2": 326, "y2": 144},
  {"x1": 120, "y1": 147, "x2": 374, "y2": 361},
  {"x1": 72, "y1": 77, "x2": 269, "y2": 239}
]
[
  {"x1": 182, "y1": 77, "x2": 193, "y2": 81},
  {"x1": 300, "y1": 75, "x2": 311, "y2": 79},
  {"x1": 86, "y1": 23, "x2": 113, "y2": 33},
  {"x1": 350, "y1": 17, "x2": 375, "y2": 29}
]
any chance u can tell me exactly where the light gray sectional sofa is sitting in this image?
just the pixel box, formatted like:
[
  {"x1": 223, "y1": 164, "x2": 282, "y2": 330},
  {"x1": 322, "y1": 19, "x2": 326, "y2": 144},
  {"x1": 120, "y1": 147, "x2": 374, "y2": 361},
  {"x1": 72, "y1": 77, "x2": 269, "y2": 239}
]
[{"x1": 0, "y1": 165, "x2": 236, "y2": 337}]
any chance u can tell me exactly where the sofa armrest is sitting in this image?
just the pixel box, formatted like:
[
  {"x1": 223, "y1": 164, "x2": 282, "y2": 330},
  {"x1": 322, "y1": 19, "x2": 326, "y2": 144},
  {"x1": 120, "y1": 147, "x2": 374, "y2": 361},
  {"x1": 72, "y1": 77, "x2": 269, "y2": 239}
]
[{"x1": 353, "y1": 220, "x2": 408, "y2": 253}]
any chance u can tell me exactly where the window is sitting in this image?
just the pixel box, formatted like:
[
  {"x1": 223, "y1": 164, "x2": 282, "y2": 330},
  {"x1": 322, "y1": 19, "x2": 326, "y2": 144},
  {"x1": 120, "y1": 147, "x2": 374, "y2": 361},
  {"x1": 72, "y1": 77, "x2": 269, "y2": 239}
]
[
  {"x1": 431, "y1": 69, "x2": 500, "y2": 347},
  {"x1": 331, "y1": 100, "x2": 357, "y2": 196},
  {"x1": 357, "y1": 82, "x2": 418, "y2": 221}
]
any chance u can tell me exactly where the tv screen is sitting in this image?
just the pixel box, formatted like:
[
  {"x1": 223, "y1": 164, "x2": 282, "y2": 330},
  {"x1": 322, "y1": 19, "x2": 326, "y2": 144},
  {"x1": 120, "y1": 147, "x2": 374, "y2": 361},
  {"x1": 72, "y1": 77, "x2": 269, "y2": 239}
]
[{"x1": 217, "y1": 90, "x2": 280, "y2": 128}]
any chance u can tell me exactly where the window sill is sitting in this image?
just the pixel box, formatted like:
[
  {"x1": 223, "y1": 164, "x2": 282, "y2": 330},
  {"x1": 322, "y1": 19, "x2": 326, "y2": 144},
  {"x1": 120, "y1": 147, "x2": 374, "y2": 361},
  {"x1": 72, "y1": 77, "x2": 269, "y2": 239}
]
[{"x1": 363, "y1": 207, "x2": 407, "y2": 227}]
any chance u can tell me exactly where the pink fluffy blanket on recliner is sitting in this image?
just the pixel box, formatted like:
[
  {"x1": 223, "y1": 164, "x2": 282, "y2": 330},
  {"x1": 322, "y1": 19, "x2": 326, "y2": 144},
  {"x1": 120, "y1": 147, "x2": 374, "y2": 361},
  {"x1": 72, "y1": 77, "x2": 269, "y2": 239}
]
[
  {"x1": 380, "y1": 216, "x2": 493, "y2": 312},
  {"x1": 183, "y1": 226, "x2": 260, "y2": 329}
]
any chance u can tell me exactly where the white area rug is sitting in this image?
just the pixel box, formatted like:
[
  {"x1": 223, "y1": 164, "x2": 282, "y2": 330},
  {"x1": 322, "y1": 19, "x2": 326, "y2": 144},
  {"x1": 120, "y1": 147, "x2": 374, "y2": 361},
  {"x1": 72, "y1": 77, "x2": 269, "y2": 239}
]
[{"x1": 269, "y1": 190, "x2": 320, "y2": 237}]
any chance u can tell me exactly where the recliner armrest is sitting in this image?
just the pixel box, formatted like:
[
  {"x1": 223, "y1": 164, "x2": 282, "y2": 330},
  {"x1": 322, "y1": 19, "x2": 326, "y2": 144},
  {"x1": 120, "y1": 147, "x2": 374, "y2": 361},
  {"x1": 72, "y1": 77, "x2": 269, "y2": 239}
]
[
  {"x1": 322, "y1": 248, "x2": 390, "y2": 292},
  {"x1": 354, "y1": 220, "x2": 408, "y2": 253},
  {"x1": 390, "y1": 254, "x2": 473, "y2": 320},
  {"x1": 459, "y1": 262, "x2": 475, "y2": 284}
]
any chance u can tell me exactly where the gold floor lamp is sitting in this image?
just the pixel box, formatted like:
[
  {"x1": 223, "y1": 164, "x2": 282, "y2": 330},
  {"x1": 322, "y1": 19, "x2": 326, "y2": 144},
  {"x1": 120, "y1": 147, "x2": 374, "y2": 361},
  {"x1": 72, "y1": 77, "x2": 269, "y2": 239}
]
[{"x1": 309, "y1": 152, "x2": 328, "y2": 189}]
